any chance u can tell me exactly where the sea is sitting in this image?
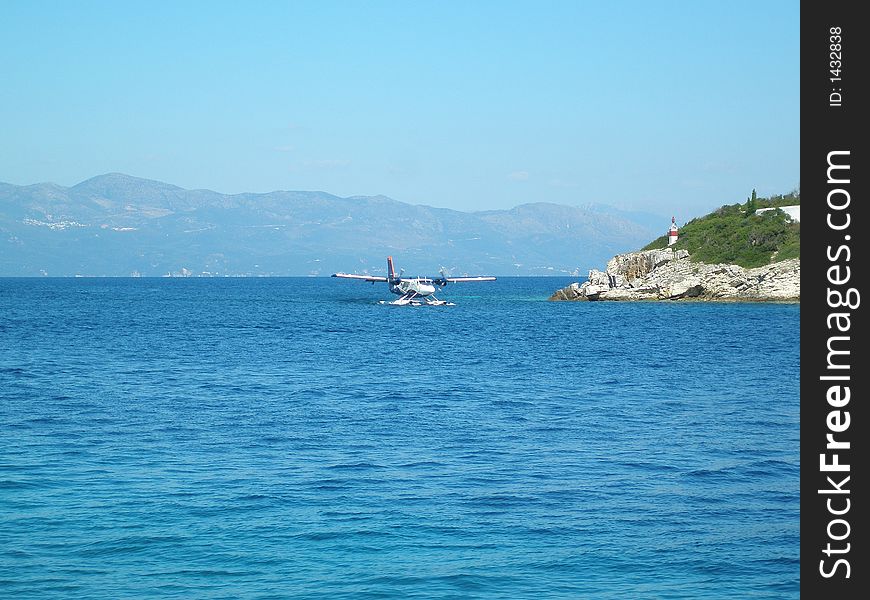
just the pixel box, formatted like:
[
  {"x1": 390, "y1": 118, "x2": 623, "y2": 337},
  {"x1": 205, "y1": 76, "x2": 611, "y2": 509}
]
[{"x1": 0, "y1": 277, "x2": 800, "y2": 599}]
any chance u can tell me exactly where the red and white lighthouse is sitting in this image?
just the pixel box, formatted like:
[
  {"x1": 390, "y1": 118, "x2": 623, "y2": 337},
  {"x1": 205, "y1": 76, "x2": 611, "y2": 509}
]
[{"x1": 667, "y1": 216, "x2": 679, "y2": 246}]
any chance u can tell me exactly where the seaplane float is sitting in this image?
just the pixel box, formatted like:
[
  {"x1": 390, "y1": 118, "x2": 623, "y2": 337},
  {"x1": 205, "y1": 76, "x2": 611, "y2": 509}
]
[{"x1": 332, "y1": 256, "x2": 496, "y2": 305}]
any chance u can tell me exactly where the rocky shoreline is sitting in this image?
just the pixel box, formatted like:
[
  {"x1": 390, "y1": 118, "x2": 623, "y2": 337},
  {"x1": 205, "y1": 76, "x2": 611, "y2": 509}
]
[{"x1": 549, "y1": 248, "x2": 800, "y2": 302}]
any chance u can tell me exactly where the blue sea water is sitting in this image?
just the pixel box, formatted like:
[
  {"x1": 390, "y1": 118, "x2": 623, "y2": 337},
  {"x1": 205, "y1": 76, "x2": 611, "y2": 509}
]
[{"x1": 1, "y1": 277, "x2": 799, "y2": 598}]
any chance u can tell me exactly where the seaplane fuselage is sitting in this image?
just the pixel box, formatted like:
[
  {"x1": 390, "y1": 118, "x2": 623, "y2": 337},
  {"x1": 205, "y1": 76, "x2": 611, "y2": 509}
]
[{"x1": 390, "y1": 278, "x2": 436, "y2": 297}]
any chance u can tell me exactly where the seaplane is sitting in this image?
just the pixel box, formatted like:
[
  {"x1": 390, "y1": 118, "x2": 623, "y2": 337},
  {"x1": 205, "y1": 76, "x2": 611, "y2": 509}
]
[{"x1": 332, "y1": 256, "x2": 496, "y2": 305}]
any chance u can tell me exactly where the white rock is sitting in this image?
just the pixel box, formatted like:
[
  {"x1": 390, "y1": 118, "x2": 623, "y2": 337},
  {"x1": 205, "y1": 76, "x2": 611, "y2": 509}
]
[{"x1": 550, "y1": 251, "x2": 799, "y2": 302}]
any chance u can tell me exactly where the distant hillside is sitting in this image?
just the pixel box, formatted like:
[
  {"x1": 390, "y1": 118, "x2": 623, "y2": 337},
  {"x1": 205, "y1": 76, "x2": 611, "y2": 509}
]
[
  {"x1": 0, "y1": 173, "x2": 661, "y2": 276},
  {"x1": 642, "y1": 191, "x2": 800, "y2": 268}
]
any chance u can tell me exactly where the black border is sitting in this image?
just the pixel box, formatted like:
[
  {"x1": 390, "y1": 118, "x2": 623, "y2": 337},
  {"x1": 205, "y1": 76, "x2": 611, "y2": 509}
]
[{"x1": 801, "y1": 2, "x2": 866, "y2": 596}]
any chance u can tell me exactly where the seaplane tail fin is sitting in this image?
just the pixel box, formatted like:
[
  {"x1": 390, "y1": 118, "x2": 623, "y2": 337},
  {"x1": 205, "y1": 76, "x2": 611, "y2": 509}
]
[{"x1": 387, "y1": 256, "x2": 397, "y2": 281}]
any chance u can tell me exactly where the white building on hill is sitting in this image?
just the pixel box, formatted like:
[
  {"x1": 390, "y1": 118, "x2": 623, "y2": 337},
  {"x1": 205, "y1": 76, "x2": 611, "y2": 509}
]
[{"x1": 755, "y1": 205, "x2": 800, "y2": 222}]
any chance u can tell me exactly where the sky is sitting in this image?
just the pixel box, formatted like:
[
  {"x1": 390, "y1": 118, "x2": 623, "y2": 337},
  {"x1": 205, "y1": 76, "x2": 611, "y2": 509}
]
[{"x1": 1, "y1": 0, "x2": 799, "y2": 219}]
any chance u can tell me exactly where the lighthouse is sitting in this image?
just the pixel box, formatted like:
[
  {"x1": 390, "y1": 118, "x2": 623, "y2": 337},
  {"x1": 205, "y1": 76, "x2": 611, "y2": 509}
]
[{"x1": 667, "y1": 216, "x2": 679, "y2": 246}]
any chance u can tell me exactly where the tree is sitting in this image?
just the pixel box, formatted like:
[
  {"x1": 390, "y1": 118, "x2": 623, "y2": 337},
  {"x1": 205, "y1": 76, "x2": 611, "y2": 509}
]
[{"x1": 746, "y1": 189, "x2": 758, "y2": 214}]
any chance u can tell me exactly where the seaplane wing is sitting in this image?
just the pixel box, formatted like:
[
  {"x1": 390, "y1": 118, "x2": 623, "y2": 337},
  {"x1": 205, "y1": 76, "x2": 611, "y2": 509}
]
[
  {"x1": 332, "y1": 273, "x2": 388, "y2": 282},
  {"x1": 443, "y1": 276, "x2": 497, "y2": 282}
]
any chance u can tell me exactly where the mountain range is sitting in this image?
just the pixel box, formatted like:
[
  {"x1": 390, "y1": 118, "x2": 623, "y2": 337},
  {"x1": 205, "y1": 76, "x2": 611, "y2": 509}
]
[{"x1": 0, "y1": 173, "x2": 665, "y2": 276}]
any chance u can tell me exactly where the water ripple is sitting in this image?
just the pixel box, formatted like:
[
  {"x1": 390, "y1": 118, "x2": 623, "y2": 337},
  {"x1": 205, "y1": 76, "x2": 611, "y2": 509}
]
[{"x1": 0, "y1": 278, "x2": 800, "y2": 598}]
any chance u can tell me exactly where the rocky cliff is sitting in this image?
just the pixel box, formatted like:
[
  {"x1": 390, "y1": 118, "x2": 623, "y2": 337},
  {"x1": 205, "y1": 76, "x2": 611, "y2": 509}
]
[{"x1": 549, "y1": 248, "x2": 800, "y2": 302}]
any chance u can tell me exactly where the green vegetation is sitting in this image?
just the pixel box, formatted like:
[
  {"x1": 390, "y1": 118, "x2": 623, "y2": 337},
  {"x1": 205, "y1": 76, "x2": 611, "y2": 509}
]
[{"x1": 642, "y1": 191, "x2": 800, "y2": 268}]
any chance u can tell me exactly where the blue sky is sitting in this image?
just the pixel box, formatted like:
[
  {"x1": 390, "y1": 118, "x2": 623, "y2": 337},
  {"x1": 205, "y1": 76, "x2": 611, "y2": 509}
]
[{"x1": 1, "y1": 1, "x2": 799, "y2": 218}]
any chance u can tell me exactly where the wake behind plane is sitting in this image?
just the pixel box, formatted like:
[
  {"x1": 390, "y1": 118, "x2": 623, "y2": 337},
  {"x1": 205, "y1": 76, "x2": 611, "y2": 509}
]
[{"x1": 332, "y1": 256, "x2": 496, "y2": 305}]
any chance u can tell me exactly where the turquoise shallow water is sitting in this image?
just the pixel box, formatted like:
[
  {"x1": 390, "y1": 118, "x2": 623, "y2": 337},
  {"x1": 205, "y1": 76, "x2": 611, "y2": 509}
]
[{"x1": 1, "y1": 277, "x2": 799, "y2": 598}]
